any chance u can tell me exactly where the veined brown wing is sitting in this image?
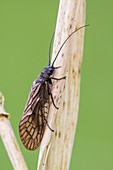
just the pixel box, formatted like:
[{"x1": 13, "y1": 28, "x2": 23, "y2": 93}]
[{"x1": 19, "y1": 80, "x2": 50, "y2": 150}]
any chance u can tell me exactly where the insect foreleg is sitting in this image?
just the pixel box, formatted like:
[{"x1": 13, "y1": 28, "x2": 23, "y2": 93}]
[{"x1": 53, "y1": 66, "x2": 61, "y2": 69}]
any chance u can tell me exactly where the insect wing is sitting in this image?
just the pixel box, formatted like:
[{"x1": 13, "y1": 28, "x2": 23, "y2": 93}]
[{"x1": 19, "y1": 80, "x2": 50, "y2": 150}]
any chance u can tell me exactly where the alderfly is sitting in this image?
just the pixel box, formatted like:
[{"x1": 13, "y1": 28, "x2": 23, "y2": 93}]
[{"x1": 19, "y1": 25, "x2": 89, "y2": 150}]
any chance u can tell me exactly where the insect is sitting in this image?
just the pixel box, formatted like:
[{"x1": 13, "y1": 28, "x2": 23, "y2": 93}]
[{"x1": 19, "y1": 25, "x2": 88, "y2": 150}]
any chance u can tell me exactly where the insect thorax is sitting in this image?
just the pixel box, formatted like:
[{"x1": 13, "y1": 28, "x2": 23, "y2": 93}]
[{"x1": 40, "y1": 65, "x2": 54, "y2": 80}]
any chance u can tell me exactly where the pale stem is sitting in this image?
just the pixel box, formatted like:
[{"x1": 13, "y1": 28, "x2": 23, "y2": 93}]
[
  {"x1": 37, "y1": 0, "x2": 86, "y2": 169},
  {"x1": 0, "y1": 92, "x2": 28, "y2": 170}
]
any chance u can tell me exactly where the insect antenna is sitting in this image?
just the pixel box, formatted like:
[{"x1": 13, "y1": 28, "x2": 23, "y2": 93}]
[
  {"x1": 48, "y1": 32, "x2": 55, "y2": 65},
  {"x1": 52, "y1": 24, "x2": 89, "y2": 67}
]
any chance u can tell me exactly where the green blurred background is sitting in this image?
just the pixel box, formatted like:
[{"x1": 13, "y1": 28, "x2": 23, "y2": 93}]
[{"x1": 0, "y1": 0, "x2": 113, "y2": 170}]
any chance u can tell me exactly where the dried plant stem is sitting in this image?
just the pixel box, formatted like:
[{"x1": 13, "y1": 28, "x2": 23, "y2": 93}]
[
  {"x1": 0, "y1": 92, "x2": 28, "y2": 170},
  {"x1": 37, "y1": 0, "x2": 86, "y2": 169}
]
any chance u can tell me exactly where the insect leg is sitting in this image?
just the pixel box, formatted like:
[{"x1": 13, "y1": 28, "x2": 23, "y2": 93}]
[
  {"x1": 47, "y1": 81, "x2": 59, "y2": 109},
  {"x1": 45, "y1": 119, "x2": 54, "y2": 132},
  {"x1": 49, "y1": 76, "x2": 66, "y2": 108},
  {"x1": 50, "y1": 92, "x2": 59, "y2": 109},
  {"x1": 53, "y1": 66, "x2": 61, "y2": 69},
  {"x1": 51, "y1": 76, "x2": 66, "y2": 80},
  {"x1": 40, "y1": 111, "x2": 54, "y2": 132}
]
